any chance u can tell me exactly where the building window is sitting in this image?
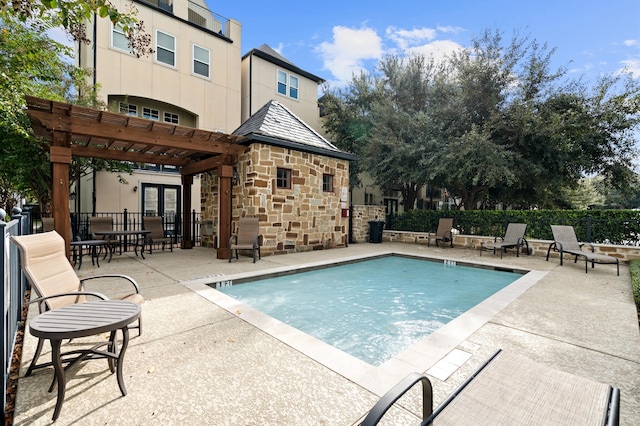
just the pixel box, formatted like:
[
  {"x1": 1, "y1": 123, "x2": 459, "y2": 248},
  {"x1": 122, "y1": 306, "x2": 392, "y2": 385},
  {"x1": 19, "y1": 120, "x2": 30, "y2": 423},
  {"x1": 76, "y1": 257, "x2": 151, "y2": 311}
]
[
  {"x1": 164, "y1": 112, "x2": 179, "y2": 124},
  {"x1": 277, "y1": 70, "x2": 299, "y2": 100},
  {"x1": 156, "y1": 30, "x2": 176, "y2": 66},
  {"x1": 289, "y1": 75, "x2": 299, "y2": 99},
  {"x1": 323, "y1": 174, "x2": 334, "y2": 192},
  {"x1": 112, "y1": 23, "x2": 130, "y2": 52},
  {"x1": 119, "y1": 102, "x2": 137, "y2": 116},
  {"x1": 276, "y1": 168, "x2": 291, "y2": 189},
  {"x1": 365, "y1": 193, "x2": 374, "y2": 205},
  {"x1": 143, "y1": 107, "x2": 159, "y2": 121},
  {"x1": 193, "y1": 45, "x2": 210, "y2": 78},
  {"x1": 277, "y1": 70, "x2": 287, "y2": 96}
]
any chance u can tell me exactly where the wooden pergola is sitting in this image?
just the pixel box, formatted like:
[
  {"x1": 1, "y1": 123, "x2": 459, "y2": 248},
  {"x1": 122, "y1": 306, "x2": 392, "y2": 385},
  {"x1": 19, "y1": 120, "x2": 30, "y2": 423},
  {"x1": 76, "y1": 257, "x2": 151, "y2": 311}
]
[{"x1": 25, "y1": 96, "x2": 248, "y2": 259}]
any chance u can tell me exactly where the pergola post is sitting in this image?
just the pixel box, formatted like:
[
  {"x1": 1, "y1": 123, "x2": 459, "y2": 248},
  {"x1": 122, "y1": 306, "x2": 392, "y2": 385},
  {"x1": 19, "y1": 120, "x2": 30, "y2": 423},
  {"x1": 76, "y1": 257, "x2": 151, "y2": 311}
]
[
  {"x1": 49, "y1": 132, "x2": 72, "y2": 258},
  {"x1": 25, "y1": 96, "x2": 247, "y2": 259},
  {"x1": 216, "y1": 165, "x2": 233, "y2": 259},
  {"x1": 181, "y1": 174, "x2": 193, "y2": 249}
]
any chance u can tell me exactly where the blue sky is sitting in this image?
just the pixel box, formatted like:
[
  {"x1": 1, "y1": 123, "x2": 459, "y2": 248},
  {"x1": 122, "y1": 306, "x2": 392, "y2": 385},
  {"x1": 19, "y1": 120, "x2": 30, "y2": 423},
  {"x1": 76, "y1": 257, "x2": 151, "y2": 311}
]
[{"x1": 214, "y1": 0, "x2": 640, "y2": 89}]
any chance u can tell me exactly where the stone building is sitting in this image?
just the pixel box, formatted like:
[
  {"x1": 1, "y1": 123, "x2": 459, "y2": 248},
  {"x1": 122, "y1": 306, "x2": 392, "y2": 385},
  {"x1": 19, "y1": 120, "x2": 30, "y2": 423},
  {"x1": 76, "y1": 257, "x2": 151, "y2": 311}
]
[{"x1": 201, "y1": 100, "x2": 356, "y2": 255}]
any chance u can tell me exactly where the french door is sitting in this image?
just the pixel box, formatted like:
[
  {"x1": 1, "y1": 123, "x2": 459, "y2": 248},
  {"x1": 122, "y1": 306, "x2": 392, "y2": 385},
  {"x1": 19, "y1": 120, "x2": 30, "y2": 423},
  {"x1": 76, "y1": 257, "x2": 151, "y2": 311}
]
[{"x1": 141, "y1": 184, "x2": 181, "y2": 235}]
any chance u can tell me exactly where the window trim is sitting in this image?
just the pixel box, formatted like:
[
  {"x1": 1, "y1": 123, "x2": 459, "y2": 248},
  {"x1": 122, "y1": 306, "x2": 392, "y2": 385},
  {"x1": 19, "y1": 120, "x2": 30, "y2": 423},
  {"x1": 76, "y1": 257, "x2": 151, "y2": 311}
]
[
  {"x1": 289, "y1": 75, "x2": 299, "y2": 100},
  {"x1": 322, "y1": 174, "x2": 334, "y2": 192},
  {"x1": 143, "y1": 107, "x2": 160, "y2": 121},
  {"x1": 163, "y1": 112, "x2": 179, "y2": 124},
  {"x1": 155, "y1": 30, "x2": 176, "y2": 67},
  {"x1": 277, "y1": 70, "x2": 287, "y2": 96},
  {"x1": 277, "y1": 70, "x2": 300, "y2": 100},
  {"x1": 111, "y1": 23, "x2": 132, "y2": 54},
  {"x1": 276, "y1": 168, "x2": 292, "y2": 189},
  {"x1": 192, "y1": 44, "x2": 210, "y2": 78},
  {"x1": 119, "y1": 102, "x2": 138, "y2": 117}
]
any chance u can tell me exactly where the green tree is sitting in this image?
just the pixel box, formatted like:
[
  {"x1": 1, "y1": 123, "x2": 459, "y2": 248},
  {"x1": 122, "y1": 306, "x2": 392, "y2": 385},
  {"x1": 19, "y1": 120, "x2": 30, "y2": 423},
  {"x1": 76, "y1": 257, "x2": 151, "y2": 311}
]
[
  {"x1": 324, "y1": 55, "x2": 444, "y2": 210},
  {"x1": 426, "y1": 30, "x2": 568, "y2": 209},
  {"x1": 323, "y1": 28, "x2": 640, "y2": 211},
  {"x1": 0, "y1": 8, "x2": 133, "y2": 213},
  {"x1": 2, "y1": 0, "x2": 152, "y2": 57},
  {"x1": 365, "y1": 55, "x2": 444, "y2": 210},
  {"x1": 321, "y1": 73, "x2": 382, "y2": 187}
]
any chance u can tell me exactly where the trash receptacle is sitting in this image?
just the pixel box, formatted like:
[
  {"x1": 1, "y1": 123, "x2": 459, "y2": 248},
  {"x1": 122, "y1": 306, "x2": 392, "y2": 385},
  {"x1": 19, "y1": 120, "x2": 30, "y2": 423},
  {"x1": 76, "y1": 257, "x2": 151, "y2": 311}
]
[{"x1": 368, "y1": 220, "x2": 384, "y2": 243}]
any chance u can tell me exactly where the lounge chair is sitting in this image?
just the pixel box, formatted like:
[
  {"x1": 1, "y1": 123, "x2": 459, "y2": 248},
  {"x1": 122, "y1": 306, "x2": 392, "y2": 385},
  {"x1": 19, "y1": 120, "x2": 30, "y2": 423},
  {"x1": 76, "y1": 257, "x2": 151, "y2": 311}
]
[
  {"x1": 427, "y1": 218, "x2": 454, "y2": 248},
  {"x1": 546, "y1": 225, "x2": 620, "y2": 275},
  {"x1": 480, "y1": 223, "x2": 529, "y2": 258},
  {"x1": 10, "y1": 231, "x2": 144, "y2": 376},
  {"x1": 361, "y1": 349, "x2": 620, "y2": 426},
  {"x1": 229, "y1": 217, "x2": 262, "y2": 263},
  {"x1": 90, "y1": 216, "x2": 120, "y2": 257},
  {"x1": 143, "y1": 216, "x2": 173, "y2": 253}
]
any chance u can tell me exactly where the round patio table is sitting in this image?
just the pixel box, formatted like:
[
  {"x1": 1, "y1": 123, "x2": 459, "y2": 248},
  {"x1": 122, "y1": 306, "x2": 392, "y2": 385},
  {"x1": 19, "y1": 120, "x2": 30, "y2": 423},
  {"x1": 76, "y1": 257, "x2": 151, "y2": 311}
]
[{"x1": 29, "y1": 300, "x2": 141, "y2": 421}]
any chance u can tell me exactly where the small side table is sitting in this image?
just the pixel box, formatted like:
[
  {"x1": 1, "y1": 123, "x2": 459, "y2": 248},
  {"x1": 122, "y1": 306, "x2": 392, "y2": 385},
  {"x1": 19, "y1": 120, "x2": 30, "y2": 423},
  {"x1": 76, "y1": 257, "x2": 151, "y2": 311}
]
[{"x1": 29, "y1": 300, "x2": 141, "y2": 421}]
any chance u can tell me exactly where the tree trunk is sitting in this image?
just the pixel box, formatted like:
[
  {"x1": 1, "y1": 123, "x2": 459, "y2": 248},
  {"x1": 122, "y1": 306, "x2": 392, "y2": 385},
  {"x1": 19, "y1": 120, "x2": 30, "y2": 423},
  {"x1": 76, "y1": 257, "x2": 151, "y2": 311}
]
[{"x1": 401, "y1": 183, "x2": 421, "y2": 211}]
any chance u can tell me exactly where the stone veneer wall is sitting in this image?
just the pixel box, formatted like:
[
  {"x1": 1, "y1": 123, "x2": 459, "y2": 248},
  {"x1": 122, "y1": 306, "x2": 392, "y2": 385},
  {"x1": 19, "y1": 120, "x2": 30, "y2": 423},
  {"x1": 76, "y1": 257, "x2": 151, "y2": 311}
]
[
  {"x1": 200, "y1": 170, "x2": 219, "y2": 248},
  {"x1": 382, "y1": 230, "x2": 640, "y2": 263},
  {"x1": 201, "y1": 143, "x2": 350, "y2": 255},
  {"x1": 351, "y1": 205, "x2": 386, "y2": 243}
]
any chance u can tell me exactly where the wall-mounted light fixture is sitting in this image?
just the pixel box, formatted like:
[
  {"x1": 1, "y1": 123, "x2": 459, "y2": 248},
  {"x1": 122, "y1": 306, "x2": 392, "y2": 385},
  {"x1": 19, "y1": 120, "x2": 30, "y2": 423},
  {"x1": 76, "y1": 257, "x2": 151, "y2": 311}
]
[
  {"x1": 69, "y1": 191, "x2": 76, "y2": 201},
  {"x1": 133, "y1": 185, "x2": 138, "y2": 192}
]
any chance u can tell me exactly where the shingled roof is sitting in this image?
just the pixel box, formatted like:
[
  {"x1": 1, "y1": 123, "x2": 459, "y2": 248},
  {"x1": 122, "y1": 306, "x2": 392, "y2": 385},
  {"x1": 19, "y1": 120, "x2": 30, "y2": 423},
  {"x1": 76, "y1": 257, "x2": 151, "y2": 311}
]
[{"x1": 233, "y1": 100, "x2": 357, "y2": 161}]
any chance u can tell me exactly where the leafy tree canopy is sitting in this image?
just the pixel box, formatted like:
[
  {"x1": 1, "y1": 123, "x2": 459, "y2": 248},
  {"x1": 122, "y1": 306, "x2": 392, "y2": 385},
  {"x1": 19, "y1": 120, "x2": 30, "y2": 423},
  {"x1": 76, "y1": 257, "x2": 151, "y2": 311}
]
[
  {"x1": 0, "y1": 5, "x2": 134, "y2": 213},
  {"x1": 2, "y1": 0, "x2": 152, "y2": 57},
  {"x1": 322, "y1": 28, "x2": 640, "y2": 210}
]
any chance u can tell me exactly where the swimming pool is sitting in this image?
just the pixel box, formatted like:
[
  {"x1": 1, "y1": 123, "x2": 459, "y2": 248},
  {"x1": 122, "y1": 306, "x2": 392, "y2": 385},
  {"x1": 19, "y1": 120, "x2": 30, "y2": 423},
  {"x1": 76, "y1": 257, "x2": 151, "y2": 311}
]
[{"x1": 216, "y1": 255, "x2": 522, "y2": 366}]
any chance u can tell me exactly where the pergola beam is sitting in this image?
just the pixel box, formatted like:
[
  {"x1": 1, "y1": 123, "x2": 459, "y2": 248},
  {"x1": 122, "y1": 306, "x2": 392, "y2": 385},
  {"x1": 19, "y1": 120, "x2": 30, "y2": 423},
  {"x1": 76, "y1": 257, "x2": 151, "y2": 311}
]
[
  {"x1": 28, "y1": 109, "x2": 245, "y2": 156},
  {"x1": 24, "y1": 96, "x2": 247, "y2": 258}
]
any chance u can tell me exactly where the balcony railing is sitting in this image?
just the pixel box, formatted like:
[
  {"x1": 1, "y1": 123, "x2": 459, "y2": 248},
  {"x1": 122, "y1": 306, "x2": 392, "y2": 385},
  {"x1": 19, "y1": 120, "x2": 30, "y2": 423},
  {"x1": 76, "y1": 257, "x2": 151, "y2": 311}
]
[
  {"x1": 135, "y1": 0, "x2": 231, "y2": 39},
  {"x1": 187, "y1": 1, "x2": 230, "y2": 38},
  {"x1": 137, "y1": 0, "x2": 173, "y2": 13}
]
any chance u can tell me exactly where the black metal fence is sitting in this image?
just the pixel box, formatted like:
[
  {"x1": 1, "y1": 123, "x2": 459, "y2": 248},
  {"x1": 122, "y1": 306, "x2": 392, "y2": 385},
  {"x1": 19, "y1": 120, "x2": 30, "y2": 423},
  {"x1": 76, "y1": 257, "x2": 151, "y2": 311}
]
[
  {"x1": 32, "y1": 209, "x2": 205, "y2": 248},
  {"x1": 2, "y1": 209, "x2": 31, "y2": 417},
  {"x1": 2, "y1": 207, "x2": 209, "y2": 417}
]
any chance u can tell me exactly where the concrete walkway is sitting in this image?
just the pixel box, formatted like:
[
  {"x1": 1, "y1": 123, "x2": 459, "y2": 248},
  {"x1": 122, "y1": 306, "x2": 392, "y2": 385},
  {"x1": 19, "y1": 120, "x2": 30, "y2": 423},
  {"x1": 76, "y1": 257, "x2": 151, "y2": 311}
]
[{"x1": 12, "y1": 242, "x2": 640, "y2": 425}]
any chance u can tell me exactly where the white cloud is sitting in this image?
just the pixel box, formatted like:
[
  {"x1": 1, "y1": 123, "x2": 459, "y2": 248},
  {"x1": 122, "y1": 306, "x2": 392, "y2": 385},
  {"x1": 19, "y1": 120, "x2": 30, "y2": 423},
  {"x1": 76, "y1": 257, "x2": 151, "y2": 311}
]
[
  {"x1": 436, "y1": 25, "x2": 465, "y2": 34},
  {"x1": 273, "y1": 43, "x2": 285, "y2": 55},
  {"x1": 619, "y1": 59, "x2": 640, "y2": 78},
  {"x1": 317, "y1": 24, "x2": 465, "y2": 86},
  {"x1": 623, "y1": 39, "x2": 638, "y2": 47},
  {"x1": 386, "y1": 26, "x2": 436, "y2": 51},
  {"x1": 407, "y1": 40, "x2": 463, "y2": 63},
  {"x1": 316, "y1": 26, "x2": 383, "y2": 84},
  {"x1": 568, "y1": 63, "x2": 594, "y2": 74}
]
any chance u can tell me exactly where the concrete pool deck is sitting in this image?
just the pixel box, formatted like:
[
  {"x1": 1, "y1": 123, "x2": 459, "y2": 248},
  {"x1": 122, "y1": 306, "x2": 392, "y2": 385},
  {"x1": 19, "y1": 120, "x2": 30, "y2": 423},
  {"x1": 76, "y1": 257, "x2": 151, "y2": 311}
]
[{"x1": 11, "y1": 242, "x2": 640, "y2": 425}]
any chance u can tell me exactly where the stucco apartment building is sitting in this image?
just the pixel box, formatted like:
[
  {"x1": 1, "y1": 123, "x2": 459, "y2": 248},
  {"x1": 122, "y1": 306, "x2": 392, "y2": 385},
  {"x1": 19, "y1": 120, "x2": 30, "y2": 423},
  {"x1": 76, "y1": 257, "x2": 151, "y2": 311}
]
[
  {"x1": 75, "y1": 0, "x2": 355, "y2": 252},
  {"x1": 75, "y1": 0, "x2": 241, "y2": 222}
]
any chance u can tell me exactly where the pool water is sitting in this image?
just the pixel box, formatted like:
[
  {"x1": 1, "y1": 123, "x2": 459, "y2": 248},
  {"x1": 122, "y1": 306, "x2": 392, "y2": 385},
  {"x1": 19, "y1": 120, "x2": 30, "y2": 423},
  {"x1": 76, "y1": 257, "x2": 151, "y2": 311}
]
[{"x1": 217, "y1": 256, "x2": 521, "y2": 366}]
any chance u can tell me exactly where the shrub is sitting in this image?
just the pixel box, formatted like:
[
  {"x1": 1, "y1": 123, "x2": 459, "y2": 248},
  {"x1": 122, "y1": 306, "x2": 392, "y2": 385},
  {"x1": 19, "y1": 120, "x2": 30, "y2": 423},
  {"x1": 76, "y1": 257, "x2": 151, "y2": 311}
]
[{"x1": 631, "y1": 259, "x2": 640, "y2": 311}]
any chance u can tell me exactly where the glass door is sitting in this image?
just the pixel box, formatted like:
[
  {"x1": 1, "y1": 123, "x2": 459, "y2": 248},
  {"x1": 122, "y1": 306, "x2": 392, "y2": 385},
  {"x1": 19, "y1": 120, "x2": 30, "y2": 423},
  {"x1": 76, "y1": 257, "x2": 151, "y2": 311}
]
[{"x1": 141, "y1": 184, "x2": 181, "y2": 236}]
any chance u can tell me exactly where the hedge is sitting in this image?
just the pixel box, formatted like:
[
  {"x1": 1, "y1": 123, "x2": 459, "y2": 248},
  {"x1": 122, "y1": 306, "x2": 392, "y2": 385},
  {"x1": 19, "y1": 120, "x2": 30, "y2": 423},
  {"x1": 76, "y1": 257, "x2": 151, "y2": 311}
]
[
  {"x1": 388, "y1": 209, "x2": 640, "y2": 246},
  {"x1": 631, "y1": 260, "x2": 640, "y2": 313}
]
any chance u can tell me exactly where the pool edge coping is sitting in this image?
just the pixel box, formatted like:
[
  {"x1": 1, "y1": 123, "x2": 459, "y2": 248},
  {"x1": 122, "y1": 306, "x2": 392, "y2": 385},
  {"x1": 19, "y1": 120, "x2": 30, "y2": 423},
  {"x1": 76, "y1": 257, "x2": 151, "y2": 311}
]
[{"x1": 180, "y1": 252, "x2": 548, "y2": 396}]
